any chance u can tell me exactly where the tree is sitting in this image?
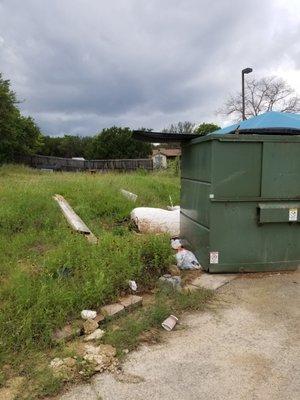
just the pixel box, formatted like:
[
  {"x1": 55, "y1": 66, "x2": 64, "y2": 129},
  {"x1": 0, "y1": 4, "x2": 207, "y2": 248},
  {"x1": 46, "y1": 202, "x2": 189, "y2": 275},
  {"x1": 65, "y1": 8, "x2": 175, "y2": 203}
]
[
  {"x1": 162, "y1": 121, "x2": 195, "y2": 134},
  {"x1": 0, "y1": 73, "x2": 42, "y2": 162},
  {"x1": 194, "y1": 122, "x2": 220, "y2": 135},
  {"x1": 90, "y1": 127, "x2": 152, "y2": 159},
  {"x1": 18, "y1": 116, "x2": 43, "y2": 156},
  {"x1": 218, "y1": 76, "x2": 300, "y2": 121}
]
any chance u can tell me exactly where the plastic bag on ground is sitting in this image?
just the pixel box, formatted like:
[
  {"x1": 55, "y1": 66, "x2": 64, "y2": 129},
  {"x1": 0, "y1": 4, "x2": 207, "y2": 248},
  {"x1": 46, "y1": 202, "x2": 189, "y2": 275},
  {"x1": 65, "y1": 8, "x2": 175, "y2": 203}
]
[
  {"x1": 175, "y1": 248, "x2": 201, "y2": 270},
  {"x1": 131, "y1": 207, "x2": 180, "y2": 236},
  {"x1": 171, "y1": 238, "x2": 182, "y2": 250}
]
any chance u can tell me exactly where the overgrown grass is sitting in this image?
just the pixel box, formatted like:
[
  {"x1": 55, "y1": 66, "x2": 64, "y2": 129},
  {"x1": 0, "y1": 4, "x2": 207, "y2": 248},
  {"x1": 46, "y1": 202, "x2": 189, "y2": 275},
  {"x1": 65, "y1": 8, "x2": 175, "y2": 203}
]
[{"x1": 0, "y1": 165, "x2": 179, "y2": 380}]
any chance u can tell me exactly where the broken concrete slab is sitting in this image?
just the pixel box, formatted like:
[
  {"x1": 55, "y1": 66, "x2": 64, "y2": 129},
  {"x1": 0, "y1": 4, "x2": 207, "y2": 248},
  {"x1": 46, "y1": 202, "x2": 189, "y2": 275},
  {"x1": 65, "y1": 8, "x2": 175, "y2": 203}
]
[
  {"x1": 52, "y1": 323, "x2": 82, "y2": 342},
  {"x1": 119, "y1": 295, "x2": 143, "y2": 311},
  {"x1": 190, "y1": 273, "x2": 238, "y2": 290},
  {"x1": 83, "y1": 319, "x2": 99, "y2": 335},
  {"x1": 94, "y1": 314, "x2": 105, "y2": 324},
  {"x1": 84, "y1": 329, "x2": 105, "y2": 342},
  {"x1": 83, "y1": 344, "x2": 118, "y2": 373},
  {"x1": 101, "y1": 303, "x2": 125, "y2": 318}
]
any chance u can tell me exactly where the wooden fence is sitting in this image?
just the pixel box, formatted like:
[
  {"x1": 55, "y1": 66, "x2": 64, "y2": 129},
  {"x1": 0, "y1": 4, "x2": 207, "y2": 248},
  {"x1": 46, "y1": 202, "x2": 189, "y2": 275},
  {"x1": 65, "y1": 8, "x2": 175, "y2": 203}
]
[{"x1": 20, "y1": 155, "x2": 153, "y2": 172}]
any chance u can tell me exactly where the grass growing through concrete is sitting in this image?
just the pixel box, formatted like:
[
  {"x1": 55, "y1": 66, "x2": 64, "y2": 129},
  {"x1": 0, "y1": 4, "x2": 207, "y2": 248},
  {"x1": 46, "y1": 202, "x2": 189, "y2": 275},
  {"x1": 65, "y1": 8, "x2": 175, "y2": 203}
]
[
  {"x1": 0, "y1": 165, "x2": 179, "y2": 397},
  {"x1": 103, "y1": 286, "x2": 214, "y2": 355}
]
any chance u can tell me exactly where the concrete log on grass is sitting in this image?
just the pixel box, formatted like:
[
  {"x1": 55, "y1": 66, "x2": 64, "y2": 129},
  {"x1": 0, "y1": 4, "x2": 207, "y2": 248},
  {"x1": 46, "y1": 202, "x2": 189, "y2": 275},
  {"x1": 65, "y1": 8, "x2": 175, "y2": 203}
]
[
  {"x1": 119, "y1": 295, "x2": 143, "y2": 311},
  {"x1": 53, "y1": 194, "x2": 98, "y2": 244},
  {"x1": 120, "y1": 189, "x2": 138, "y2": 202}
]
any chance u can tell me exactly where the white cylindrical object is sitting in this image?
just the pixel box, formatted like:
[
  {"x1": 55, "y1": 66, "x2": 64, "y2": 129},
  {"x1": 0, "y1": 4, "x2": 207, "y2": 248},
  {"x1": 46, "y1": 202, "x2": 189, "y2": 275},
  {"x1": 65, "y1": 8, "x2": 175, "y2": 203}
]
[{"x1": 161, "y1": 315, "x2": 178, "y2": 331}]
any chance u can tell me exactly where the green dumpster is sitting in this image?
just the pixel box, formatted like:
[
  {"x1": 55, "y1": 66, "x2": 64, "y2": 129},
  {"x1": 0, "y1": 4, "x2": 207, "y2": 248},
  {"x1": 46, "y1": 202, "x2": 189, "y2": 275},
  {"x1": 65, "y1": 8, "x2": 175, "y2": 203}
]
[
  {"x1": 133, "y1": 111, "x2": 300, "y2": 273},
  {"x1": 181, "y1": 116, "x2": 300, "y2": 272}
]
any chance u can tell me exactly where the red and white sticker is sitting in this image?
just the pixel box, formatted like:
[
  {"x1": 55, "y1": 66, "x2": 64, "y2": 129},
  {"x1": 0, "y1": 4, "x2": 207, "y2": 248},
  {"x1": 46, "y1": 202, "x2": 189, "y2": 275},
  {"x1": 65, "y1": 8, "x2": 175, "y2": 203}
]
[
  {"x1": 289, "y1": 208, "x2": 298, "y2": 222},
  {"x1": 210, "y1": 251, "x2": 219, "y2": 264}
]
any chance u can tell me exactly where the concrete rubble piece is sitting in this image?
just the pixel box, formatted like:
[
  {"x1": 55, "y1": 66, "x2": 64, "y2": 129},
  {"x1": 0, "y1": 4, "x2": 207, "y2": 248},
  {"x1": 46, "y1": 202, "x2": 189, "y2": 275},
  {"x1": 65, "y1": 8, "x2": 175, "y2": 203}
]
[
  {"x1": 101, "y1": 303, "x2": 125, "y2": 318},
  {"x1": 119, "y1": 295, "x2": 143, "y2": 310}
]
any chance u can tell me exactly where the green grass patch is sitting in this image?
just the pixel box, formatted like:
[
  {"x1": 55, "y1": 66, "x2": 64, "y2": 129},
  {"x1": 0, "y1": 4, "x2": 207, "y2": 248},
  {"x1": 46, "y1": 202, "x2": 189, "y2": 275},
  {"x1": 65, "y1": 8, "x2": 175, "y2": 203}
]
[{"x1": 0, "y1": 165, "x2": 179, "y2": 379}]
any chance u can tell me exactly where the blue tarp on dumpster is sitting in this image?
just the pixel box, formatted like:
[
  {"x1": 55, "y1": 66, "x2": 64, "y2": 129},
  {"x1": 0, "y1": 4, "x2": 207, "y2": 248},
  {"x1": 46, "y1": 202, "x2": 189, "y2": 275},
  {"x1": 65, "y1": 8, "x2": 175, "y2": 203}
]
[{"x1": 211, "y1": 111, "x2": 300, "y2": 135}]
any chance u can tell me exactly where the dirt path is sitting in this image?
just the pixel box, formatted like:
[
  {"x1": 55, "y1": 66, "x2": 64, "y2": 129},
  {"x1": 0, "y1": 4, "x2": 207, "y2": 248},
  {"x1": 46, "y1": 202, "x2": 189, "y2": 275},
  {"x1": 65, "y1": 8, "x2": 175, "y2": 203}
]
[{"x1": 60, "y1": 270, "x2": 300, "y2": 400}]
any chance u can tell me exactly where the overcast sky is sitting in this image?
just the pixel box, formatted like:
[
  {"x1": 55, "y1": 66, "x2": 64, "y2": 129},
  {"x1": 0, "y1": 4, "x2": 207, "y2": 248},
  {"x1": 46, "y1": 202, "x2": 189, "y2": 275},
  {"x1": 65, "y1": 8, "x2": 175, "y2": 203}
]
[{"x1": 0, "y1": 0, "x2": 299, "y2": 136}]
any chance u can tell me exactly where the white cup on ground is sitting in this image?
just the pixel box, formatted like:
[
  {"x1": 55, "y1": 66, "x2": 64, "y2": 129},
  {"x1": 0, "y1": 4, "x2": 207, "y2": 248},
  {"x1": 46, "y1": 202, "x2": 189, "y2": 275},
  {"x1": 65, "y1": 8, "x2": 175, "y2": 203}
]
[{"x1": 161, "y1": 315, "x2": 178, "y2": 331}]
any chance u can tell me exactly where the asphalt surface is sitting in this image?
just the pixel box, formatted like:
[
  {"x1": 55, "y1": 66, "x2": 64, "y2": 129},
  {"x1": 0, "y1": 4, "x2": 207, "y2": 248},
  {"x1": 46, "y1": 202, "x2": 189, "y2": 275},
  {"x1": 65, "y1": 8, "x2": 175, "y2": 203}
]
[{"x1": 60, "y1": 270, "x2": 300, "y2": 400}]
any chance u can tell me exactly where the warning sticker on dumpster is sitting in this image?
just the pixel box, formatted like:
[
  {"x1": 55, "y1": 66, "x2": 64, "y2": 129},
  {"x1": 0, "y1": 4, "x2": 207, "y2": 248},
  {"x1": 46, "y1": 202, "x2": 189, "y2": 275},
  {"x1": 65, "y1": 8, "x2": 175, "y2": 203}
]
[
  {"x1": 289, "y1": 208, "x2": 298, "y2": 222},
  {"x1": 210, "y1": 251, "x2": 219, "y2": 264}
]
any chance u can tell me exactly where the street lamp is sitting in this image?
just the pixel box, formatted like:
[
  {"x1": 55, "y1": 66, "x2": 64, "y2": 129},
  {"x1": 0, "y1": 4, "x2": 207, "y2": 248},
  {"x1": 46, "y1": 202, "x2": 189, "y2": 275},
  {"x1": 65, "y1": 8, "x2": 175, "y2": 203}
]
[{"x1": 242, "y1": 67, "x2": 253, "y2": 120}]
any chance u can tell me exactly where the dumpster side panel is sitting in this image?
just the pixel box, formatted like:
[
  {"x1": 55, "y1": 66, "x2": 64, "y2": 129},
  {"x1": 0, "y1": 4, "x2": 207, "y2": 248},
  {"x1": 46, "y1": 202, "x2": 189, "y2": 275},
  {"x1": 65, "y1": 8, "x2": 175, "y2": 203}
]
[
  {"x1": 261, "y1": 142, "x2": 300, "y2": 198},
  {"x1": 181, "y1": 141, "x2": 211, "y2": 182},
  {"x1": 212, "y1": 141, "x2": 262, "y2": 198},
  {"x1": 181, "y1": 179, "x2": 210, "y2": 228},
  {"x1": 180, "y1": 141, "x2": 212, "y2": 267},
  {"x1": 180, "y1": 212, "x2": 209, "y2": 268},
  {"x1": 209, "y1": 201, "x2": 300, "y2": 272},
  {"x1": 208, "y1": 138, "x2": 299, "y2": 272}
]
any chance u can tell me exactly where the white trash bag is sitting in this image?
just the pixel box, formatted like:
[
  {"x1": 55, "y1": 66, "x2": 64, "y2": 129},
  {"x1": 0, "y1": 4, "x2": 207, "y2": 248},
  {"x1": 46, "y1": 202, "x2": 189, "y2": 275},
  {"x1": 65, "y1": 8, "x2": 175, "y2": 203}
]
[
  {"x1": 175, "y1": 248, "x2": 201, "y2": 270},
  {"x1": 131, "y1": 207, "x2": 180, "y2": 236}
]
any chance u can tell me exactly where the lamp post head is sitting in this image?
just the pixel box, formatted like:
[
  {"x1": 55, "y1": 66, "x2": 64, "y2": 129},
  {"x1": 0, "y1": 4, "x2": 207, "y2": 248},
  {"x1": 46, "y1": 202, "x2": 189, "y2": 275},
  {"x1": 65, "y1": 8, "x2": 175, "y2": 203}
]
[{"x1": 242, "y1": 67, "x2": 253, "y2": 74}]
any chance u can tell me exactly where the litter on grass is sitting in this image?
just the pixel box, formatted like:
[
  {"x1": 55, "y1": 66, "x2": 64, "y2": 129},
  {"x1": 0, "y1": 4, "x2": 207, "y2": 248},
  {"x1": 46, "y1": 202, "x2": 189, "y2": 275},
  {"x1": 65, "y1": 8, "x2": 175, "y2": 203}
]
[
  {"x1": 171, "y1": 238, "x2": 182, "y2": 250},
  {"x1": 161, "y1": 315, "x2": 178, "y2": 331},
  {"x1": 128, "y1": 280, "x2": 137, "y2": 291},
  {"x1": 176, "y1": 248, "x2": 201, "y2": 270},
  {"x1": 131, "y1": 207, "x2": 180, "y2": 236},
  {"x1": 120, "y1": 189, "x2": 138, "y2": 202}
]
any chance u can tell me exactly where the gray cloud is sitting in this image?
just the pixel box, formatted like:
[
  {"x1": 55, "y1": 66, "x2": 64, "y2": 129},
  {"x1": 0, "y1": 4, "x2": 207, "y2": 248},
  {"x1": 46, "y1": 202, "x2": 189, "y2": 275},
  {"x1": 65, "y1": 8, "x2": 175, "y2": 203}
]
[{"x1": 0, "y1": 0, "x2": 299, "y2": 136}]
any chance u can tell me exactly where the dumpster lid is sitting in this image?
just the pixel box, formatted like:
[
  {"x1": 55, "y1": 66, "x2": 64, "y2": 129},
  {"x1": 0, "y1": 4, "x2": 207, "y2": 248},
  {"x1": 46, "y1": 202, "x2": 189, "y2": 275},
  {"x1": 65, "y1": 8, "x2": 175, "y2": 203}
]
[
  {"x1": 132, "y1": 130, "x2": 199, "y2": 143},
  {"x1": 210, "y1": 111, "x2": 300, "y2": 135}
]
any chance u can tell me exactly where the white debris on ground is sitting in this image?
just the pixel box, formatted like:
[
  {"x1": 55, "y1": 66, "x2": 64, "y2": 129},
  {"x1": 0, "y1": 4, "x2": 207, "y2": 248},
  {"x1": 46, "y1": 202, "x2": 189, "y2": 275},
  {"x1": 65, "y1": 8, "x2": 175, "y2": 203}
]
[
  {"x1": 84, "y1": 328, "x2": 105, "y2": 342},
  {"x1": 81, "y1": 310, "x2": 97, "y2": 320},
  {"x1": 176, "y1": 248, "x2": 201, "y2": 270},
  {"x1": 171, "y1": 238, "x2": 201, "y2": 270},
  {"x1": 170, "y1": 238, "x2": 182, "y2": 250},
  {"x1": 128, "y1": 280, "x2": 137, "y2": 291},
  {"x1": 120, "y1": 189, "x2": 138, "y2": 202},
  {"x1": 161, "y1": 315, "x2": 178, "y2": 331},
  {"x1": 131, "y1": 207, "x2": 180, "y2": 236}
]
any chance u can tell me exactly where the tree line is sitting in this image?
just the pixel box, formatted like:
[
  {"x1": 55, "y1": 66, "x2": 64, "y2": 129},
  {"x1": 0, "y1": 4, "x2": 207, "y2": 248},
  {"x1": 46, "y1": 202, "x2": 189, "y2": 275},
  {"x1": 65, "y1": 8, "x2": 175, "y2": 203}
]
[{"x1": 1, "y1": 72, "x2": 299, "y2": 163}]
